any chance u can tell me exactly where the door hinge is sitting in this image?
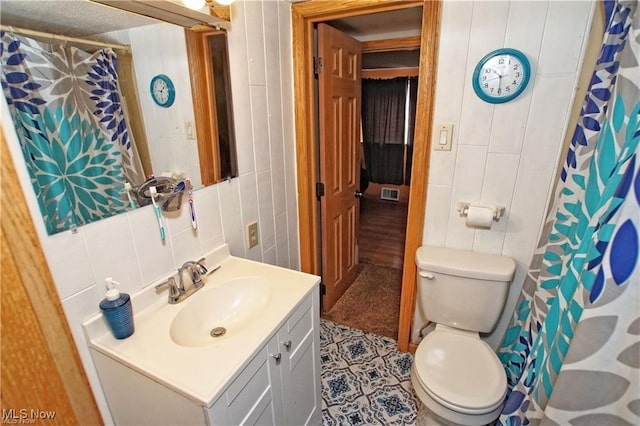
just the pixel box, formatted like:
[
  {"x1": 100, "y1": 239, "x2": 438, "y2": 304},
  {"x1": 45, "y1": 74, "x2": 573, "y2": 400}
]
[
  {"x1": 313, "y1": 57, "x2": 323, "y2": 75},
  {"x1": 316, "y1": 182, "x2": 325, "y2": 199}
]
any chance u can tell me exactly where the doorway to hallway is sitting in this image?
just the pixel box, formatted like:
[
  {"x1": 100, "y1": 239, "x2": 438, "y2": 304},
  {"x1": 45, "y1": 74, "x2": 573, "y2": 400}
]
[{"x1": 322, "y1": 188, "x2": 408, "y2": 339}]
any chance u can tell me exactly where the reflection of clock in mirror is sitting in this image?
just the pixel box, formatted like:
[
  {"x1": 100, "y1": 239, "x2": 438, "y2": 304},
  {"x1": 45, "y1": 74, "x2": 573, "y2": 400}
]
[
  {"x1": 150, "y1": 74, "x2": 175, "y2": 108},
  {"x1": 472, "y1": 48, "x2": 531, "y2": 104}
]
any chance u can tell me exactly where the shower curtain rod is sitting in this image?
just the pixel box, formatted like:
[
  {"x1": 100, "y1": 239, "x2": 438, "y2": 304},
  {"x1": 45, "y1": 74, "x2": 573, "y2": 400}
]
[{"x1": 0, "y1": 25, "x2": 131, "y2": 52}]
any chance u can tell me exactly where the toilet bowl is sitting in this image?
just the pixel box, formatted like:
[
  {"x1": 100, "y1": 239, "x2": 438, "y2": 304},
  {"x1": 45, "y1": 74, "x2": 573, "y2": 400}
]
[
  {"x1": 412, "y1": 325, "x2": 506, "y2": 426},
  {"x1": 411, "y1": 246, "x2": 516, "y2": 426}
]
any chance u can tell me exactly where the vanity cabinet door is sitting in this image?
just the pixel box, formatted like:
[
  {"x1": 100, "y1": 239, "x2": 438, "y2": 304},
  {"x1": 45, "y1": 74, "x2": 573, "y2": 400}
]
[
  {"x1": 269, "y1": 292, "x2": 321, "y2": 426},
  {"x1": 206, "y1": 290, "x2": 321, "y2": 426},
  {"x1": 206, "y1": 345, "x2": 278, "y2": 425}
]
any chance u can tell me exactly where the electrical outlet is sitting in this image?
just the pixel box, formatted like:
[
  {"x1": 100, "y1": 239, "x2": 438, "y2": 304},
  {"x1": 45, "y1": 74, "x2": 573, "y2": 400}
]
[{"x1": 247, "y1": 222, "x2": 259, "y2": 249}]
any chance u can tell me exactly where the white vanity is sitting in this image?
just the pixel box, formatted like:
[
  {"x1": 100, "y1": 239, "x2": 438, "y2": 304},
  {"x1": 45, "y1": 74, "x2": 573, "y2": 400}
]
[{"x1": 83, "y1": 245, "x2": 321, "y2": 425}]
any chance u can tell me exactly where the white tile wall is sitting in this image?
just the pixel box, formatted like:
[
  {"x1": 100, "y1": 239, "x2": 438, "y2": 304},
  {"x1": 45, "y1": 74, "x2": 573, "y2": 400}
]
[
  {"x1": 250, "y1": 86, "x2": 272, "y2": 173},
  {"x1": 2, "y1": 1, "x2": 299, "y2": 423},
  {"x1": 421, "y1": 0, "x2": 594, "y2": 349},
  {"x1": 277, "y1": 0, "x2": 300, "y2": 270},
  {"x1": 473, "y1": 153, "x2": 520, "y2": 254},
  {"x1": 128, "y1": 25, "x2": 202, "y2": 186},
  {"x1": 257, "y1": 171, "x2": 276, "y2": 251},
  {"x1": 3, "y1": 0, "x2": 596, "y2": 421}
]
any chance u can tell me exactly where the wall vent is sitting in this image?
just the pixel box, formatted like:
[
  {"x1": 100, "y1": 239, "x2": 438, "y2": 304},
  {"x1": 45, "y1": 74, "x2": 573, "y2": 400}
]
[{"x1": 380, "y1": 187, "x2": 400, "y2": 202}]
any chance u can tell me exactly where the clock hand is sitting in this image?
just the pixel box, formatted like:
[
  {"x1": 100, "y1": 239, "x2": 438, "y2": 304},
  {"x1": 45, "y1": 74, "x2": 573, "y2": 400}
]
[{"x1": 497, "y1": 74, "x2": 506, "y2": 93}]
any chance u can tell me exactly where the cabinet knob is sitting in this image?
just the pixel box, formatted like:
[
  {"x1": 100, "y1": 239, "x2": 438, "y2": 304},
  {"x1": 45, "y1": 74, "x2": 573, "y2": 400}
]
[
  {"x1": 282, "y1": 340, "x2": 292, "y2": 350},
  {"x1": 271, "y1": 353, "x2": 281, "y2": 364}
]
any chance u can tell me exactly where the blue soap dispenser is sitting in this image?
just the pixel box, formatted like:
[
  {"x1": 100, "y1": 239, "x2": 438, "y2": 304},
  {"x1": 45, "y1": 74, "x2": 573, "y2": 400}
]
[{"x1": 99, "y1": 278, "x2": 134, "y2": 339}]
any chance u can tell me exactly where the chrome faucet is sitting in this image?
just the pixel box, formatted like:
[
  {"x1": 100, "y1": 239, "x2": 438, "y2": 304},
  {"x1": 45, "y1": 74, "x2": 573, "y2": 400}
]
[
  {"x1": 155, "y1": 258, "x2": 211, "y2": 304},
  {"x1": 178, "y1": 259, "x2": 208, "y2": 291}
]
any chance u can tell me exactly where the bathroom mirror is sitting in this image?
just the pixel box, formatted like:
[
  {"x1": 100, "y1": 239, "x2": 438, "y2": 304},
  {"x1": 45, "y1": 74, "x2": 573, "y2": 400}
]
[
  {"x1": 185, "y1": 28, "x2": 238, "y2": 185},
  {"x1": 0, "y1": 1, "x2": 238, "y2": 234}
]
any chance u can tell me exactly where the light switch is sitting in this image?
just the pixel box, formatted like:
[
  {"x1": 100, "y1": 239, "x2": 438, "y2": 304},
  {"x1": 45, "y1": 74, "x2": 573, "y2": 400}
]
[
  {"x1": 185, "y1": 121, "x2": 196, "y2": 140},
  {"x1": 439, "y1": 130, "x2": 448, "y2": 145},
  {"x1": 434, "y1": 124, "x2": 453, "y2": 151}
]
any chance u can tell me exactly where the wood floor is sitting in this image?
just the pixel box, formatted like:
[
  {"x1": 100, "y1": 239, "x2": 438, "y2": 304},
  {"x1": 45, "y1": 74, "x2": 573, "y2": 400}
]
[
  {"x1": 322, "y1": 191, "x2": 408, "y2": 337},
  {"x1": 358, "y1": 192, "x2": 408, "y2": 269},
  {"x1": 322, "y1": 191, "x2": 408, "y2": 338}
]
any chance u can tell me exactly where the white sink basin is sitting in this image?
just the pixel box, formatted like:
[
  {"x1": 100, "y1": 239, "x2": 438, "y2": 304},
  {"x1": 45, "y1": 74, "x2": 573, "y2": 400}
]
[
  {"x1": 84, "y1": 244, "x2": 321, "y2": 406},
  {"x1": 170, "y1": 276, "x2": 271, "y2": 347}
]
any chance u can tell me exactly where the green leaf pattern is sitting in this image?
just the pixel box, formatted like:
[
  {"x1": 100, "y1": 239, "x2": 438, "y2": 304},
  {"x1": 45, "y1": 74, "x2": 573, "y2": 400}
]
[
  {"x1": 12, "y1": 106, "x2": 127, "y2": 233},
  {"x1": 498, "y1": 2, "x2": 639, "y2": 425},
  {"x1": 1, "y1": 32, "x2": 142, "y2": 234}
]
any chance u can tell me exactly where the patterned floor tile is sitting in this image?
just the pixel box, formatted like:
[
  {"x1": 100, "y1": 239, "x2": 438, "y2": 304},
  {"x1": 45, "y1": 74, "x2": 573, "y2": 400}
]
[{"x1": 321, "y1": 320, "x2": 420, "y2": 425}]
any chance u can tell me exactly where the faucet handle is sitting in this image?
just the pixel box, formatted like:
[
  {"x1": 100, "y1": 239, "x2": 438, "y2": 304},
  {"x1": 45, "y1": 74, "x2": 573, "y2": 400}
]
[{"x1": 155, "y1": 277, "x2": 181, "y2": 302}]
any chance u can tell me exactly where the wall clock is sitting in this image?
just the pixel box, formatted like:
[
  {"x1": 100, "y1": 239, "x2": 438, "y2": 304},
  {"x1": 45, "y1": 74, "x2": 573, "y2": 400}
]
[
  {"x1": 150, "y1": 74, "x2": 175, "y2": 108},
  {"x1": 472, "y1": 48, "x2": 531, "y2": 104}
]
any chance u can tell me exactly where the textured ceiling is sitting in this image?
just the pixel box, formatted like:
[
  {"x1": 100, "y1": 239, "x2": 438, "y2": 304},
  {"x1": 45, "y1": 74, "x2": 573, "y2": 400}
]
[
  {"x1": 363, "y1": 50, "x2": 421, "y2": 70},
  {"x1": 328, "y1": 6, "x2": 423, "y2": 41},
  {"x1": 0, "y1": 1, "x2": 422, "y2": 68},
  {"x1": 329, "y1": 6, "x2": 423, "y2": 69},
  {"x1": 0, "y1": 1, "x2": 423, "y2": 40},
  {"x1": 0, "y1": 0, "x2": 158, "y2": 37}
]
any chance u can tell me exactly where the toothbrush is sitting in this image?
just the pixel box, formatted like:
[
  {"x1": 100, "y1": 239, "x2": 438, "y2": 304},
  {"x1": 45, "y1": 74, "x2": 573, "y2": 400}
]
[
  {"x1": 149, "y1": 186, "x2": 166, "y2": 241},
  {"x1": 123, "y1": 182, "x2": 137, "y2": 209},
  {"x1": 186, "y1": 179, "x2": 197, "y2": 230}
]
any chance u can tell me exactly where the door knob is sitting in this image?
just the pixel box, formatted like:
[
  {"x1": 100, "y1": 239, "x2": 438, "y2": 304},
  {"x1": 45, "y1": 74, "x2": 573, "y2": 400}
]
[
  {"x1": 271, "y1": 353, "x2": 281, "y2": 364},
  {"x1": 282, "y1": 340, "x2": 292, "y2": 350},
  {"x1": 355, "y1": 190, "x2": 364, "y2": 199}
]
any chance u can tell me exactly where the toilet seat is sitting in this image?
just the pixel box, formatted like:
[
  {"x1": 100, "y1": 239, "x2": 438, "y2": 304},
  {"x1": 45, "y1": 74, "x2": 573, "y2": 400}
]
[{"x1": 414, "y1": 330, "x2": 507, "y2": 415}]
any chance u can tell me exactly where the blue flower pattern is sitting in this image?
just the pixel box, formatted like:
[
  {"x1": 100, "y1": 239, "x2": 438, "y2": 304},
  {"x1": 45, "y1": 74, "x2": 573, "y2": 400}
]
[
  {"x1": 1, "y1": 32, "x2": 135, "y2": 234},
  {"x1": 498, "y1": 1, "x2": 639, "y2": 424}
]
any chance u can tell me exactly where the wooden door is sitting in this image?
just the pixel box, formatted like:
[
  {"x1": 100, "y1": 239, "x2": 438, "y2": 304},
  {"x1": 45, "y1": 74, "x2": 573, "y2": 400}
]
[
  {"x1": 1, "y1": 128, "x2": 103, "y2": 424},
  {"x1": 317, "y1": 23, "x2": 362, "y2": 312}
]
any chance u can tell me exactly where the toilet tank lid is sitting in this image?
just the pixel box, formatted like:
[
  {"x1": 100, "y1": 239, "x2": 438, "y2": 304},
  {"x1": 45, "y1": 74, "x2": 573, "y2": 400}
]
[{"x1": 416, "y1": 246, "x2": 516, "y2": 281}]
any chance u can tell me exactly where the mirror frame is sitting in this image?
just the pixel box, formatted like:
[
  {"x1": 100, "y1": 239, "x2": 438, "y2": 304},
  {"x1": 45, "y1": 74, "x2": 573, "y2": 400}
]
[{"x1": 185, "y1": 28, "x2": 238, "y2": 185}]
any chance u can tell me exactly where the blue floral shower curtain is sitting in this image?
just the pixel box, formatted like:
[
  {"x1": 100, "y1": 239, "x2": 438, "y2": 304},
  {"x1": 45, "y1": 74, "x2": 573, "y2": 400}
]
[
  {"x1": 1, "y1": 32, "x2": 142, "y2": 234},
  {"x1": 498, "y1": 1, "x2": 639, "y2": 424}
]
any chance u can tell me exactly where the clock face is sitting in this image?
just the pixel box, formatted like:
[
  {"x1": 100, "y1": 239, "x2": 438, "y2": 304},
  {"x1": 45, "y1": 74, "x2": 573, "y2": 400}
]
[
  {"x1": 472, "y1": 48, "x2": 530, "y2": 104},
  {"x1": 150, "y1": 74, "x2": 175, "y2": 108}
]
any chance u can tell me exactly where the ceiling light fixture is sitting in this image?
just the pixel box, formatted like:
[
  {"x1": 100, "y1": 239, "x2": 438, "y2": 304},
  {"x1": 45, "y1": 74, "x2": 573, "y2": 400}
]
[
  {"x1": 182, "y1": 0, "x2": 205, "y2": 10},
  {"x1": 181, "y1": 0, "x2": 234, "y2": 9}
]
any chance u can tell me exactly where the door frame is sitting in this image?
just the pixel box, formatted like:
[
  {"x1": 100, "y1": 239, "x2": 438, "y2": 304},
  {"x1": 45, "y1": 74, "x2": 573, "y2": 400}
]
[
  {"x1": 292, "y1": 0, "x2": 442, "y2": 352},
  {"x1": 1, "y1": 127, "x2": 103, "y2": 423}
]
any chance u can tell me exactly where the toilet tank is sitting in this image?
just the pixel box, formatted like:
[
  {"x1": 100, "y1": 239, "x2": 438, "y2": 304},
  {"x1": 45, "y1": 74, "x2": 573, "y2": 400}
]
[{"x1": 415, "y1": 246, "x2": 516, "y2": 333}]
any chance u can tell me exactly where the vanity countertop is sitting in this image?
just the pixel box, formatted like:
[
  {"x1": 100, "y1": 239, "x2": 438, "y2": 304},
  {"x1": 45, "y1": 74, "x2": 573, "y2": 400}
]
[{"x1": 83, "y1": 245, "x2": 320, "y2": 407}]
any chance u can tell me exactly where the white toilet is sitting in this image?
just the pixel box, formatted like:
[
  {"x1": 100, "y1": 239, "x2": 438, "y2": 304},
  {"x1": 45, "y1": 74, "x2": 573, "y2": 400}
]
[{"x1": 411, "y1": 246, "x2": 516, "y2": 426}]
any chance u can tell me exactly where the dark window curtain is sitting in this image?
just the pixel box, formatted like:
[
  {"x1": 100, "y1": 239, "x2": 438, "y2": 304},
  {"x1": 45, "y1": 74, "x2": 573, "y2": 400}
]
[
  {"x1": 362, "y1": 77, "x2": 407, "y2": 185},
  {"x1": 405, "y1": 76, "x2": 418, "y2": 185}
]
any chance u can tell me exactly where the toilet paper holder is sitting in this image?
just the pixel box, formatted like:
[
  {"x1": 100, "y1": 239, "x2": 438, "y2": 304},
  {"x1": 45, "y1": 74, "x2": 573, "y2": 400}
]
[{"x1": 456, "y1": 202, "x2": 505, "y2": 222}]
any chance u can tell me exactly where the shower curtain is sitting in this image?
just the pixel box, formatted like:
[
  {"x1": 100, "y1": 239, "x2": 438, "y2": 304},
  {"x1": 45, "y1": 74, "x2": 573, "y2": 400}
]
[
  {"x1": 498, "y1": 1, "x2": 639, "y2": 424},
  {"x1": 1, "y1": 31, "x2": 143, "y2": 234}
]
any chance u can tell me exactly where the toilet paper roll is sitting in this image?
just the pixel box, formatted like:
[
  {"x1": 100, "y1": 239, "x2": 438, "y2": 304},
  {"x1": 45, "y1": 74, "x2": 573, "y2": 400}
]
[{"x1": 465, "y1": 206, "x2": 495, "y2": 228}]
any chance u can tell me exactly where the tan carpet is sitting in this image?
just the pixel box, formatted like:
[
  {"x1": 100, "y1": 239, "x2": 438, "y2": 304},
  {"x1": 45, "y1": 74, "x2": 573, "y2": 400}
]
[{"x1": 322, "y1": 263, "x2": 402, "y2": 340}]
